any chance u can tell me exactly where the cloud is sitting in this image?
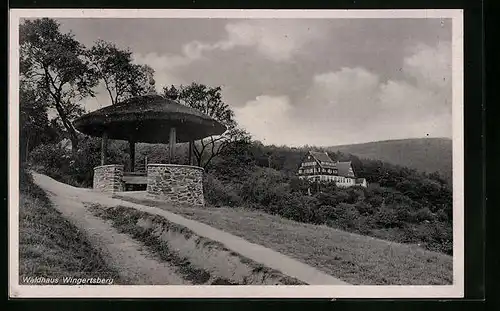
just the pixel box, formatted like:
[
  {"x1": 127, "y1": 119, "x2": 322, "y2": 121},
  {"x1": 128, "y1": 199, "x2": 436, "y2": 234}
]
[
  {"x1": 178, "y1": 20, "x2": 323, "y2": 63},
  {"x1": 235, "y1": 95, "x2": 324, "y2": 146},
  {"x1": 133, "y1": 20, "x2": 323, "y2": 77},
  {"x1": 234, "y1": 95, "x2": 296, "y2": 144},
  {"x1": 131, "y1": 52, "x2": 189, "y2": 92},
  {"x1": 303, "y1": 67, "x2": 381, "y2": 124},
  {"x1": 222, "y1": 20, "x2": 320, "y2": 62},
  {"x1": 403, "y1": 41, "x2": 452, "y2": 91},
  {"x1": 131, "y1": 20, "x2": 325, "y2": 97},
  {"x1": 235, "y1": 42, "x2": 452, "y2": 146}
]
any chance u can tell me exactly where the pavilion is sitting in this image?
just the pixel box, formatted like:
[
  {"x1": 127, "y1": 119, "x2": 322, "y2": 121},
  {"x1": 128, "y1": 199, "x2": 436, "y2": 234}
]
[{"x1": 73, "y1": 92, "x2": 226, "y2": 206}]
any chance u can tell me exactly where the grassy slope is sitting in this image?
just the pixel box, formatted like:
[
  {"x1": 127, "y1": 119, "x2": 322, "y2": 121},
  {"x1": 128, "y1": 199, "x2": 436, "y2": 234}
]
[
  {"x1": 327, "y1": 138, "x2": 452, "y2": 181},
  {"x1": 90, "y1": 203, "x2": 306, "y2": 285},
  {"x1": 114, "y1": 195, "x2": 453, "y2": 285},
  {"x1": 19, "y1": 170, "x2": 121, "y2": 283}
]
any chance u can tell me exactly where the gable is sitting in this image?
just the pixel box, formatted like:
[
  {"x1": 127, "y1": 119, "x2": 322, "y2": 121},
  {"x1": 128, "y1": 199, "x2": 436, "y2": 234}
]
[
  {"x1": 300, "y1": 153, "x2": 321, "y2": 167},
  {"x1": 298, "y1": 151, "x2": 339, "y2": 174}
]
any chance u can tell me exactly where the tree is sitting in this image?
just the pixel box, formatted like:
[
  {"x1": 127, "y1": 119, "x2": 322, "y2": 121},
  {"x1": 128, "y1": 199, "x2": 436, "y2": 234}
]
[
  {"x1": 19, "y1": 82, "x2": 59, "y2": 162},
  {"x1": 162, "y1": 83, "x2": 251, "y2": 169},
  {"x1": 87, "y1": 40, "x2": 156, "y2": 105},
  {"x1": 19, "y1": 18, "x2": 98, "y2": 156}
]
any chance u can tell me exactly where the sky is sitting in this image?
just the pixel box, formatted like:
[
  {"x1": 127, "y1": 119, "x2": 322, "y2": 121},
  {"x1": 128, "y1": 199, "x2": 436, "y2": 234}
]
[{"x1": 55, "y1": 17, "x2": 453, "y2": 147}]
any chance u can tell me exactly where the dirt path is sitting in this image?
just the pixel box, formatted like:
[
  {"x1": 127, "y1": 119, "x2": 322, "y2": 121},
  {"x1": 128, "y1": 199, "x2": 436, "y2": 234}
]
[
  {"x1": 34, "y1": 174, "x2": 189, "y2": 285},
  {"x1": 32, "y1": 173, "x2": 348, "y2": 285}
]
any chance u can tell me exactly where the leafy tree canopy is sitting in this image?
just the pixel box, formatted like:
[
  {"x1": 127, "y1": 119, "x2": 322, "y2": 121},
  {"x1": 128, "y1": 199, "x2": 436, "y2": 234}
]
[
  {"x1": 87, "y1": 40, "x2": 155, "y2": 105},
  {"x1": 162, "y1": 83, "x2": 251, "y2": 169},
  {"x1": 20, "y1": 18, "x2": 98, "y2": 154}
]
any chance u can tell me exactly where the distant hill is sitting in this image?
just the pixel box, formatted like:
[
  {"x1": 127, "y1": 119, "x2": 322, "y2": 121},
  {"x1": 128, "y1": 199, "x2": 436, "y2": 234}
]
[{"x1": 327, "y1": 138, "x2": 452, "y2": 181}]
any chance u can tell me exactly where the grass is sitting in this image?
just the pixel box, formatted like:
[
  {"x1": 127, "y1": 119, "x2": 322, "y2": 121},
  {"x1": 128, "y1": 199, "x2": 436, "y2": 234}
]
[
  {"x1": 89, "y1": 203, "x2": 213, "y2": 285},
  {"x1": 114, "y1": 194, "x2": 453, "y2": 285},
  {"x1": 18, "y1": 170, "x2": 122, "y2": 284},
  {"x1": 89, "y1": 203, "x2": 305, "y2": 285}
]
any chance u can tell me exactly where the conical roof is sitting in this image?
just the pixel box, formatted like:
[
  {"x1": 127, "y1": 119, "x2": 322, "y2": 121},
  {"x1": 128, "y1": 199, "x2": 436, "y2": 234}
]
[{"x1": 73, "y1": 94, "x2": 226, "y2": 143}]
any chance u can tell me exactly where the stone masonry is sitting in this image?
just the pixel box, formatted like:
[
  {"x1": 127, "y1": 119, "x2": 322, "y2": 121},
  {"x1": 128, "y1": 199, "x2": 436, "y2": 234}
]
[
  {"x1": 147, "y1": 164, "x2": 204, "y2": 206},
  {"x1": 93, "y1": 164, "x2": 125, "y2": 192}
]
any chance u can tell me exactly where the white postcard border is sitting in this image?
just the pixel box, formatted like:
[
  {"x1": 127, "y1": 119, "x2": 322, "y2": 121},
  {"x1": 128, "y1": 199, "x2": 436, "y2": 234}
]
[{"x1": 8, "y1": 9, "x2": 465, "y2": 299}]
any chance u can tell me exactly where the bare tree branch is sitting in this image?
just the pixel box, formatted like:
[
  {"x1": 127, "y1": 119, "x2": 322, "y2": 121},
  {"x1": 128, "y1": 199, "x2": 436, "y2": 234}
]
[{"x1": 161, "y1": 82, "x2": 251, "y2": 169}]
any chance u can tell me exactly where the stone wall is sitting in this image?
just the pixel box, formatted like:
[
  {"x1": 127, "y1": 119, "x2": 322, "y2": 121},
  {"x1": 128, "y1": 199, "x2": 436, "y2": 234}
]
[
  {"x1": 147, "y1": 164, "x2": 204, "y2": 206},
  {"x1": 93, "y1": 164, "x2": 124, "y2": 192}
]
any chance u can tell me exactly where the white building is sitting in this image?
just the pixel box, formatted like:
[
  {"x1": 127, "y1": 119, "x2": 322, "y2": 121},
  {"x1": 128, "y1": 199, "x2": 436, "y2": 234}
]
[{"x1": 297, "y1": 151, "x2": 367, "y2": 188}]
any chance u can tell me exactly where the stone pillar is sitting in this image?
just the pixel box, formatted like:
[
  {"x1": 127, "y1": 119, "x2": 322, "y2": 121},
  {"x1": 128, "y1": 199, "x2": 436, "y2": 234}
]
[
  {"x1": 147, "y1": 164, "x2": 204, "y2": 206},
  {"x1": 93, "y1": 164, "x2": 124, "y2": 192}
]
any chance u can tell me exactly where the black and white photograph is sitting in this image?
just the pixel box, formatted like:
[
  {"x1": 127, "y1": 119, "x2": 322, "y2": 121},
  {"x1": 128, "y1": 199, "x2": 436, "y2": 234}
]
[{"x1": 9, "y1": 9, "x2": 464, "y2": 298}]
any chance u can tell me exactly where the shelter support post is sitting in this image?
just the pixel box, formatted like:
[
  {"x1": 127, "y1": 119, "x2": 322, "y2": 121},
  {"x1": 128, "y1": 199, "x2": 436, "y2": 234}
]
[
  {"x1": 129, "y1": 140, "x2": 135, "y2": 172},
  {"x1": 188, "y1": 140, "x2": 193, "y2": 166},
  {"x1": 101, "y1": 132, "x2": 108, "y2": 166},
  {"x1": 169, "y1": 127, "x2": 176, "y2": 164}
]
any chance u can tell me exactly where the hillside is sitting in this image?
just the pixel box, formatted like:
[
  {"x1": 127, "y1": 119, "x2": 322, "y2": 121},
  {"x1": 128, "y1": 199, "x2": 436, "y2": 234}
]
[
  {"x1": 327, "y1": 138, "x2": 452, "y2": 181},
  {"x1": 114, "y1": 192, "x2": 453, "y2": 285}
]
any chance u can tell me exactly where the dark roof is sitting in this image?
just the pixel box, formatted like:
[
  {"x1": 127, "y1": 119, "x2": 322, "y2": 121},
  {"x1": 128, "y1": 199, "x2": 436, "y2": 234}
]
[
  {"x1": 309, "y1": 151, "x2": 335, "y2": 163},
  {"x1": 356, "y1": 178, "x2": 366, "y2": 183},
  {"x1": 336, "y1": 161, "x2": 355, "y2": 177},
  {"x1": 73, "y1": 94, "x2": 226, "y2": 143}
]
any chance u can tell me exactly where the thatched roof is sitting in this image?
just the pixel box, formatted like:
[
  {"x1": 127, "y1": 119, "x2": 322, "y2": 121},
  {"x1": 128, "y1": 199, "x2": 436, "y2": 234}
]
[{"x1": 73, "y1": 94, "x2": 226, "y2": 143}]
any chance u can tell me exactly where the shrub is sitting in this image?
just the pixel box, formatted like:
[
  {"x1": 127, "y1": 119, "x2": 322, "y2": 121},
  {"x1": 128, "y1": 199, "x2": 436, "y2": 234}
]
[
  {"x1": 285, "y1": 195, "x2": 321, "y2": 223},
  {"x1": 375, "y1": 207, "x2": 402, "y2": 228},
  {"x1": 354, "y1": 201, "x2": 374, "y2": 216},
  {"x1": 365, "y1": 193, "x2": 384, "y2": 208},
  {"x1": 29, "y1": 143, "x2": 69, "y2": 170},
  {"x1": 413, "y1": 207, "x2": 436, "y2": 223},
  {"x1": 315, "y1": 205, "x2": 337, "y2": 223},
  {"x1": 276, "y1": 192, "x2": 308, "y2": 221},
  {"x1": 240, "y1": 168, "x2": 288, "y2": 206},
  {"x1": 29, "y1": 142, "x2": 72, "y2": 180},
  {"x1": 314, "y1": 192, "x2": 338, "y2": 206},
  {"x1": 289, "y1": 177, "x2": 310, "y2": 194},
  {"x1": 332, "y1": 203, "x2": 361, "y2": 230},
  {"x1": 436, "y1": 209, "x2": 449, "y2": 222},
  {"x1": 314, "y1": 189, "x2": 350, "y2": 205},
  {"x1": 203, "y1": 174, "x2": 242, "y2": 207},
  {"x1": 346, "y1": 188, "x2": 364, "y2": 204},
  {"x1": 28, "y1": 138, "x2": 129, "y2": 188},
  {"x1": 428, "y1": 221, "x2": 453, "y2": 255}
]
